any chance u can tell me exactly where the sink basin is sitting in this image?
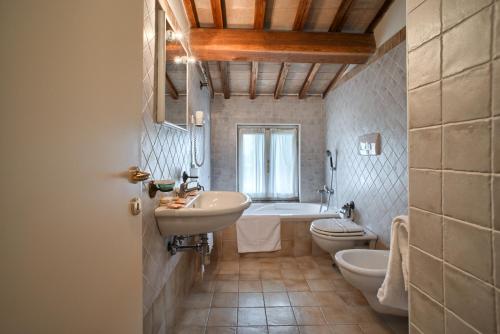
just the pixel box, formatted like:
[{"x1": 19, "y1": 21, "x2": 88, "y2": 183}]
[{"x1": 155, "y1": 191, "x2": 252, "y2": 236}]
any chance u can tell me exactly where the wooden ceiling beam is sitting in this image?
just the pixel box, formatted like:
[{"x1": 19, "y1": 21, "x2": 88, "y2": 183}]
[
  {"x1": 329, "y1": 0, "x2": 354, "y2": 32},
  {"x1": 183, "y1": 0, "x2": 199, "y2": 28},
  {"x1": 322, "y1": 64, "x2": 348, "y2": 98},
  {"x1": 219, "y1": 61, "x2": 230, "y2": 99},
  {"x1": 250, "y1": 61, "x2": 258, "y2": 99},
  {"x1": 292, "y1": 0, "x2": 313, "y2": 31},
  {"x1": 190, "y1": 29, "x2": 375, "y2": 64},
  {"x1": 165, "y1": 71, "x2": 179, "y2": 99},
  {"x1": 254, "y1": 0, "x2": 267, "y2": 29},
  {"x1": 274, "y1": 62, "x2": 290, "y2": 99},
  {"x1": 366, "y1": 0, "x2": 394, "y2": 33},
  {"x1": 201, "y1": 61, "x2": 214, "y2": 98},
  {"x1": 210, "y1": 0, "x2": 225, "y2": 28},
  {"x1": 298, "y1": 63, "x2": 321, "y2": 99}
]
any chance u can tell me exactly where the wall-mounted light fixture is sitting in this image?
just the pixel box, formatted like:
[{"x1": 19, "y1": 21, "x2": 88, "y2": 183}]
[{"x1": 166, "y1": 29, "x2": 183, "y2": 42}]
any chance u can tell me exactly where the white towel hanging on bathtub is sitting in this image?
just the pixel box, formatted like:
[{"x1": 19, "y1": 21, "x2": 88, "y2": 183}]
[
  {"x1": 377, "y1": 215, "x2": 409, "y2": 311},
  {"x1": 236, "y1": 215, "x2": 281, "y2": 253}
]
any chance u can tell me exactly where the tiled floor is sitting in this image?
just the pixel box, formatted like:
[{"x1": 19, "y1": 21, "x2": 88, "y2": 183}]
[{"x1": 174, "y1": 256, "x2": 408, "y2": 334}]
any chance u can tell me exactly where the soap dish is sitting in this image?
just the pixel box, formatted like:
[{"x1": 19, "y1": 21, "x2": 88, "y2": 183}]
[{"x1": 149, "y1": 180, "x2": 175, "y2": 198}]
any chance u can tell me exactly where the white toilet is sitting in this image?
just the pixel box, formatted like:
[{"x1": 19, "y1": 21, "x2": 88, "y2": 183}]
[
  {"x1": 335, "y1": 249, "x2": 408, "y2": 316},
  {"x1": 310, "y1": 218, "x2": 377, "y2": 258}
]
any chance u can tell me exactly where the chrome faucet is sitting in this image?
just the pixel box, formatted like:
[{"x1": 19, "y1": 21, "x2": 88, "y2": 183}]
[{"x1": 179, "y1": 171, "x2": 204, "y2": 198}]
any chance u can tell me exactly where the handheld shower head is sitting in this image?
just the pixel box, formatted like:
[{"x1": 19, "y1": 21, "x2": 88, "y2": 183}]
[{"x1": 326, "y1": 150, "x2": 334, "y2": 170}]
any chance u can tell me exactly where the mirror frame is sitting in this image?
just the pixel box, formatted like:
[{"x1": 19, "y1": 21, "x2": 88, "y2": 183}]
[{"x1": 154, "y1": 1, "x2": 189, "y2": 131}]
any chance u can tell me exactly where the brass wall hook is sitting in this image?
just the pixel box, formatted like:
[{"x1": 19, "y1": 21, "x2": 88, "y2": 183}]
[{"x1": 128, "y1": 167, "x2": 150, "y2": 183}]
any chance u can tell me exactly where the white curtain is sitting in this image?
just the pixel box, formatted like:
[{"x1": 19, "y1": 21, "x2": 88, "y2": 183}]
[
  {"x1": 238, "y1": 128, "x2": 266, "y2": 198},
  {"x1": 269, "y1": 128, "x2": 298, "y2": 199}
]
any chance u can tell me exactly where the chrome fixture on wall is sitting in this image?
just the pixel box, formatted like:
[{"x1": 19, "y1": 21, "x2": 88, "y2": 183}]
[{"x1": 319, "y1": 150, "x2": 337, "y2": 212}]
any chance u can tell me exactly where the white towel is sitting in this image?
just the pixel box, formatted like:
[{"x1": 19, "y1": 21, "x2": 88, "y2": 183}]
[
  {"x1": 377, "y1": 215, "x2": 409, "y2": 311},
  {"x1": 236, "y1": 215, "x2": 281, "y2": 253}
]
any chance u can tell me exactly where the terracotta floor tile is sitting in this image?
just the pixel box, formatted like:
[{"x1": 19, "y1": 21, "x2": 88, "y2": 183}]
[
  {"x1": 262, "y1": 280, "x2": 286, "y2": 292},
  {"x1": 268, "y1": 326, "x2": 299, "y2": 334},
  {"x1": 176, "y1": 308, "x2": 210, "y2": 326},
  {"x1": 329, "y1": 324, "x2": 364, "y2": 334},
  {"x1": 207, "y1": 308, "x2": 238, "y2": 326},
  {"x1": 173, "y1": 326, "x2": 206, "y2": 334},
  {"x1": 288, "y1": 292, "x2": 319, "y2": 306},
  {"x1": 307, "y1": 279, "x2": 335, "y2": 292},
  {"x1": 237, "y1": 326, "x2": 268, "y2": 334},
  {"x1": 239, "y1": 280, "x2": 263, "y2": 292},
  {"x1": 298, "y1": 325, "x2": 333, "y2": 334},
  {"x1": 311, "y1": 292, "x2": 347, "y2": 307},
  {"x1": 217, "y1": 273, "x2": 240, "y2": 281},
  {"x1": 283, "y1": 279, "x2": 310, "y2": 292},
  {"x1": 239, "y1": 293, "x2": 265, "y2": 307},
  {"x1": 266, "y1": 307, "x2": 297, "y2": 326},
  {"x1": 191, "y1": 280, "x2": 215, "y2": 293},
  {"x1": 331, "y1": 279, "x2": 357, "y2": 292},
  {"x1": 215, "y1": 280, "x2": 239, "y2": 293},
  {"x1": 240, "y1": 270, "x2": 261, "y2": 280},
  {"x1": 321, "y1": 305, "x2": 357, "y2": 325},
  {"x1": 303, "y1": 269, "x2": 327, "y2": 280},
  {"x1": 205, "y1": 326, "x2": 237, "y2": 334},
  {"x1": 261, "y1": 269, "x2": 283, "y2": 280},
  {"x1": 212, "y1": 292, "x2": 239, "y2": 308},
  {"x1": 219, "y1": 261, "x2": 240, "y2": 275},
  {"x1": 357, "y1": 322, "x2": 393, "y2": 334},
  {"x1": 336, "y1": 291, "x2": 368, "y2": 306},
  {"x1": 182, "y1": 292, "x2": 213, "y2": 308},
  {"x1": 238, "y1": 307, "x2": 267, "y2": 326},
  {"x1": 281, "y1": 269, "x2": 305, "y2": 280},
  {"x1": 292, "y1": 307, "x2": 326, "y2": 325},
  {"x1": 264, "y1": 292, "x2": 291, "y2": 307}
]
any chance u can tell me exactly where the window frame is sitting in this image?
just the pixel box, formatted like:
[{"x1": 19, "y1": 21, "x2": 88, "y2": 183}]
[{"x1": 236, "y1": 124, "x2": 301, "y2": 202}]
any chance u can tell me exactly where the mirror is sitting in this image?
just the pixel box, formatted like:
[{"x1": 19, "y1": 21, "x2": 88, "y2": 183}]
[{"x1": 155, "y1": 5, "x2": 188, "y2": 130}]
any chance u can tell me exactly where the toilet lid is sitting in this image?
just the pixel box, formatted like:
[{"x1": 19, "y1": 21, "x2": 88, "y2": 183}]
[{"x1": 311, "y1": 218, "x2": 364, "y2": 234}]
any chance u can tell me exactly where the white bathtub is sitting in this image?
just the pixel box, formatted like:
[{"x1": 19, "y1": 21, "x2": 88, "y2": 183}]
[{"x1": 243, "y1": 202, "x2": 340, "y2": 219}]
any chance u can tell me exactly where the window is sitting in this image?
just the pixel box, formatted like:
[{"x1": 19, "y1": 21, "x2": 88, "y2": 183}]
[{"x1": 237, "y1": 125, "x2": 299, "y2": 201}]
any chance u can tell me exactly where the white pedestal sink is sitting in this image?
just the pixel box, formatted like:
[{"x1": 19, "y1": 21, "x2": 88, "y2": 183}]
[{"x1": 155, "y1": 191, "x2": 252, "y2": 236}]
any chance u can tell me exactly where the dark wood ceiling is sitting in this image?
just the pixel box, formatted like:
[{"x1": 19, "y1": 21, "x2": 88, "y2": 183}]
[{"x1": 168, "y1": 0, "x2": 394, "y2": 99}]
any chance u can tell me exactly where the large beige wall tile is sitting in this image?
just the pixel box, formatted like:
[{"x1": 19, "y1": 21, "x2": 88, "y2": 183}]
[
  {"x1": 494, "y1": 59, "x2": 500, "y2": 116},
  {"x1": 408, "y1": 0, "x2": 425, "y2": 13},
  {"x1": 409, "y1": 169, "x2": 442, "y2": 213},
  {"x1": 407, "y1": 0, "x2": 441, "y2": 50},
  {"x1": 410, "y1": 286, "x2": 444, "y2": 333},
  {"x1": 409, "y1": 246, "x2": 443, "y2": 301},
  {"x1": 443, "y1": 172, "x2": 491, "y2": 227},
  {"x1": 409, "y1": 208, "x2": 443, "y2": 258},
  {"x1": 444, "y1": 265, "x2": 495, "y2": 333},
  {"x1": 408, "y1": 38, "x2": 441, "y2": 89},
  {"x1": 494, "y1": 119, "x2": 500, "y2": 173},
  {"x1": 443, "y1": 120, "x2": 491, "y2": 172},
  {"x1": 445, "y1": 311, "x2": 479, "y2": 334},
  {"x1": 494, "y1": 232, "x2": 500, "y2": 285},
  {"x1": 444, "y1": 218, "x2": 492, "y2": 283},
  {"x1": 442, "y1": 0, "x2": 493, "y2": 29},
  {"x1": 443, "y1": 7, "x2": 492, "y2": 77},
  {"x1": 494, "y1": 177, "x2": 500, "y2": 230},
  {"x1": 408, "y1": 81, "x2": 442, "y2": 128},
  {"x1": 409, "y1": 127, "x2": 442, "y2": 169},
  {"x1": 442, "y1": 64, "x2": 491, "y2": 122},
  {"x1": 495, "y1": 2, "x2": 500, "y2": 58}
]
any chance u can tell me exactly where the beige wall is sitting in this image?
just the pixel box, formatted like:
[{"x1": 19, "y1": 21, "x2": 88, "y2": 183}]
[
  {"x1": 407, "y1": 1, "x2": 500, "y2": 333},
  {"x1": 211, "y1": 96, "x2": 325, "y2": 202},
  {"x1": 325, "y1": 43, "x2": 408, "y2": 246},
  {"x1": 141, "y1": 0, "x2": 212, "y2": 332}
]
